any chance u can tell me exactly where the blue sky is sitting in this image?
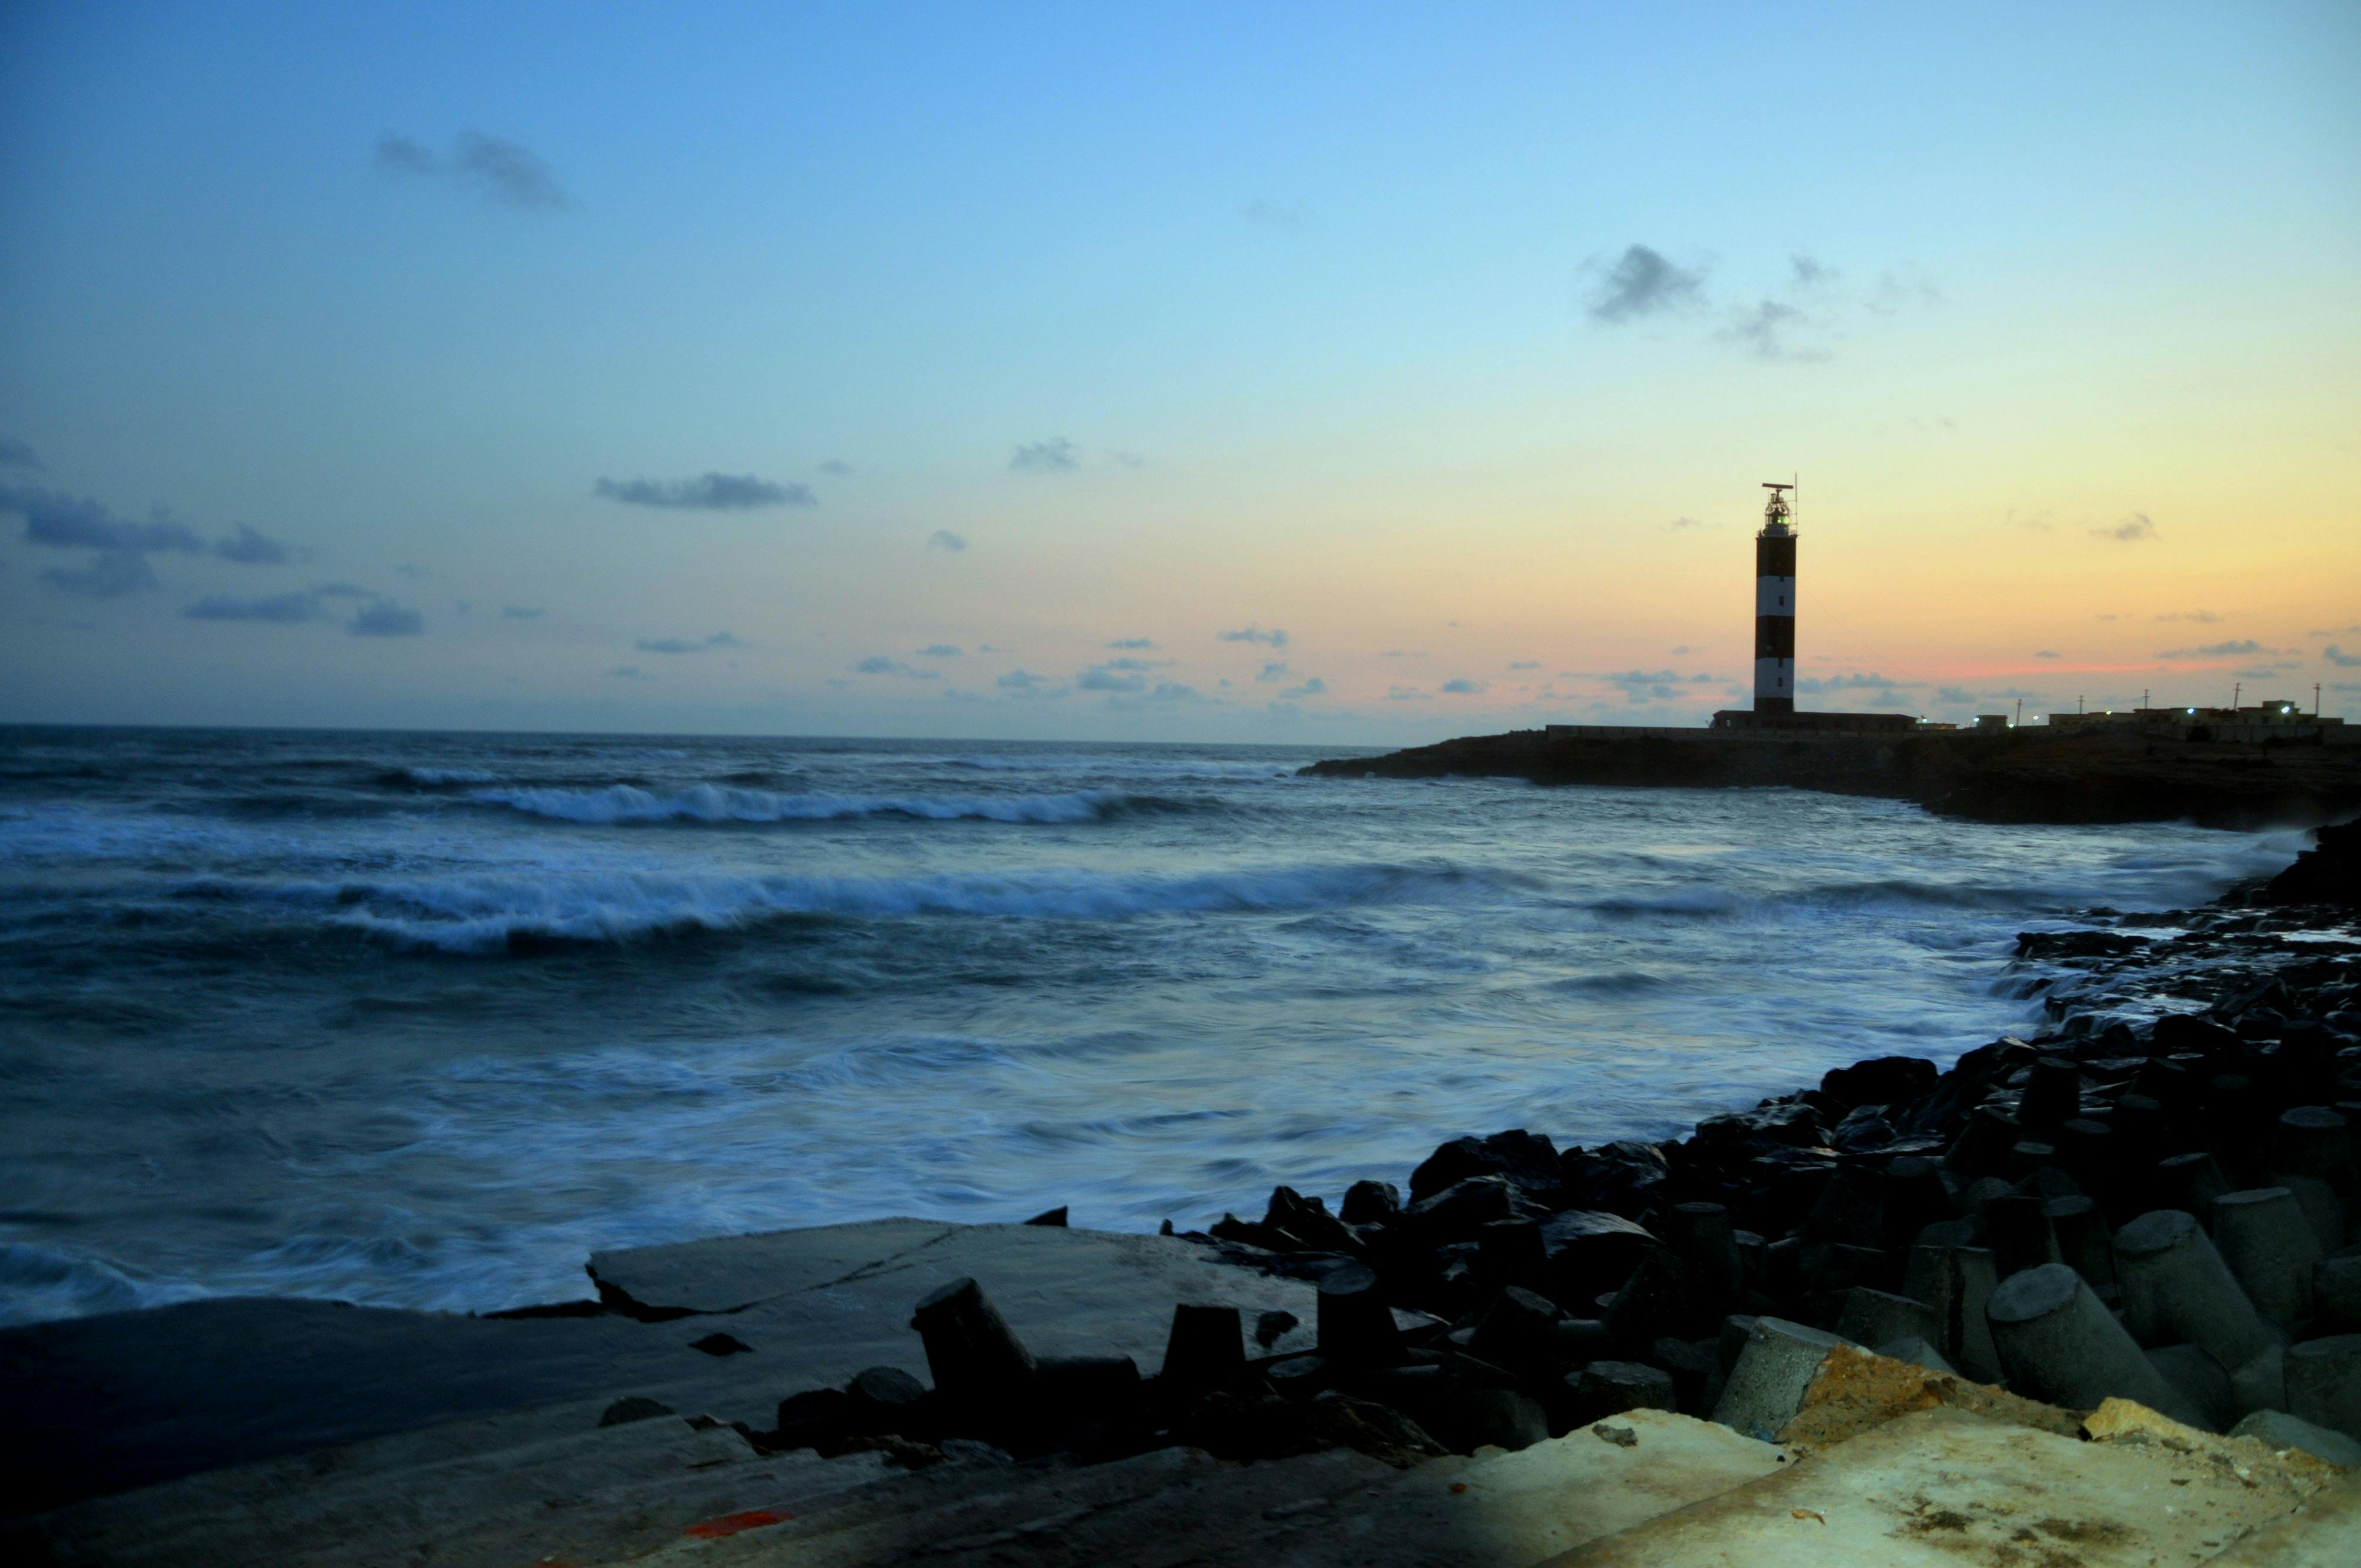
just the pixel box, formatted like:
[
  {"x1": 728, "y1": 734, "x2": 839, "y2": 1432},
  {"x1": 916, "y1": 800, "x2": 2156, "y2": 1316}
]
[{"x1": 4, "y1": 2, "x2": 2357, "y2": 738}]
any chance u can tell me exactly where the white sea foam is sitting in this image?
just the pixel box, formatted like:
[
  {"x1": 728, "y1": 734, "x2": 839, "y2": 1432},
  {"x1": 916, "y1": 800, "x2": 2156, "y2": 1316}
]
[{"x1": 469, "y1": 783, "x2": 1152, "y2": 826}]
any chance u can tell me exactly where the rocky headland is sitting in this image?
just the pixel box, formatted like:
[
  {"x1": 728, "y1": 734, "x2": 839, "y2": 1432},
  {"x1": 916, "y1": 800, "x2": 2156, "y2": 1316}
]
[{"x1": 1300, "y1": 722, "x2": 2361, "y2": 827}]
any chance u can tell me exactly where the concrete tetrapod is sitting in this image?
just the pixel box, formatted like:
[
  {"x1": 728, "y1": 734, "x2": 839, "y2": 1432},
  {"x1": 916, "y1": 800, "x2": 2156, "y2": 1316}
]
[
  {"x1": 1902, "y1": 1240, "x2": 2003, "y2": 1383},
  {"x1": 1708, "y1": 1316, "x2": 1854, "y2": 1442},
  {"x1": 2115, "y1": 1208, "x2": 2287, "y2": 1414},
  {"x1": 1986, "y1": 1262, "x2": 2212, "y2": 1428},
  {"x1": 2212, "y1": 1188, "x2": 2324, "y2": 1327},
  {"x1": 2285, "y1": 1334, "x2": 2361, "y2": 1443}
]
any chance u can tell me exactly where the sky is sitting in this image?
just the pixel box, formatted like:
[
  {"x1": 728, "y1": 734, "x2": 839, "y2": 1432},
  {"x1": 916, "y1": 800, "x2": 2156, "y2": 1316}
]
[{"x1": 2, "y1": 2, "x2": 2357, "y2": 743}]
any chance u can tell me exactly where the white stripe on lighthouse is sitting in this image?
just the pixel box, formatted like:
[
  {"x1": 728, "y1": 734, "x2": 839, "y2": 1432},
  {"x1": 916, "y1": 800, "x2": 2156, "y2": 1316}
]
[
  {"x1": 1755, "y1": 576, "x2": 1796, "y2": 617},
  {"x1": 1753, "y1": 657, "x2": 1792, "y2": 698}
]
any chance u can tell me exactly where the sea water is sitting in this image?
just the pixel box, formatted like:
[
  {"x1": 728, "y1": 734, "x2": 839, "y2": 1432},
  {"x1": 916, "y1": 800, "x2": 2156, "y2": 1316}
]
[{"x1": 0, "y1": 726, "x2": 2304, "y2": 1325}]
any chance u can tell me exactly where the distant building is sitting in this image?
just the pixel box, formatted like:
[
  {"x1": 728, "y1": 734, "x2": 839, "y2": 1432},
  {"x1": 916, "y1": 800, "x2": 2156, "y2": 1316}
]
[{"x1": 1710, "y1": 709, "x2": 1917, "y2": 735}]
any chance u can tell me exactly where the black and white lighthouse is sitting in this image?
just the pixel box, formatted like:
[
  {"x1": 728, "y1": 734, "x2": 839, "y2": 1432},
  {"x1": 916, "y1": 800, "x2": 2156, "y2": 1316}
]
[{"x1": 1753, "y1": 483, "x2": 1797, "y2": 713}]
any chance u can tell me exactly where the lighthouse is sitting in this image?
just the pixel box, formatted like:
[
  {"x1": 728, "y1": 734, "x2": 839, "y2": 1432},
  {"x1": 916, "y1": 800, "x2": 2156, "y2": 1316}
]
[{"x1": 1754, "y1": 483, "x2": 1796, "y2": 713}]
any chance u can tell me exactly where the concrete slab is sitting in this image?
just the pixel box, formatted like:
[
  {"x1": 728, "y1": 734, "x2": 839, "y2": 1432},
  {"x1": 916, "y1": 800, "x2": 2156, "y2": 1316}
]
[
  {"x1": 0, "y1": 1221, "x2": 1331, "y2": 1515},
  {"x1": 1536, "y1": 1405, "x2": 2340, "y2": 1567}
]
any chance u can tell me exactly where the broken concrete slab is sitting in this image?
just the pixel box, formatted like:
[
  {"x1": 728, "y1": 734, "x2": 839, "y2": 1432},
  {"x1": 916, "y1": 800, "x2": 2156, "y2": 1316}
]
[
  {"x1": 1772, "y1": 1342, "x2": 2081, "y2": 1452},
  {"x1": 1537, "y1": 1404, "x2": 2346, "y2": 1567},
  {"x1": 0, "y1": 1220, "x2": 1342, "y2": 1515}
]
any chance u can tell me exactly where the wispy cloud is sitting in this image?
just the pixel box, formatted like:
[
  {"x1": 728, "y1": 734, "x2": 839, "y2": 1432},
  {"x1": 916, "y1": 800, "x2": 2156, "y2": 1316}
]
[
  {"x1": 1255, "y1": 660, "x2": 1291, "y2": 683},
  {"x1": 376, "y1": 130, "x2": 572, "y2": 210},
  {"x1": 0, "y1": 438, "x2": 38, "y2": 469},
  {"x1": 1079, "y1": 665, "x2": 1148, "y2": 693},
  {"x1": 852, "y1": 655, "x2": 938, "y2": 679},
  {"x1": 2157, "y1": 639, "x2": 2270, "y2": 660},
  {"x1": 2322, "y1": 646, "x2": 2361, "y2": 667},
  {"x1": 1667, "y1": 516, "x2": 1711, "y2": 530},
  {"x1": 926, "y1": 529, "x2": 967, "y2": 552},
  {"x1": 2093, "y1": 513, "x2": 2157, "y2": 542},
  {"x1": 595, "y1": 473, "x2": 813, "y2": 510},
  {"x1": 4, "y1": 485, "x2": 203, "y2": 554},
  {"x1": 918, "y1": 644, "x2": 961, "y2": 658},
  {"x1": 348, "y1": 601, "x2": 424, "y2": 637},
  {"x1": 185, "y1": 591, "x2": 317, "y2": 623},
  {"x1": 818, "y1": 459, "x2": 854, "y2": 477},
  {"x1": 607, "y1": 666, "x2": 648, "y2": 681},
  {"x1": 1585, "y1": 245, "x2": 1704, "y2": 322},
  {"x1": 1795, "y1": 671, "x2": 1917, "y2": 693},
  {"x1": 1107, "y1": 637, "x2": 1155, "y2": 650},
  {"x1": 2156, "y1": 610, "x2": 2222, "y2": 623},
  {"x1": 1720, "y1": 299, "x2": 1823, "y2": 362},
  {"x1": 1440, "y1": 678, "x2": 1486, "y2": 695},
  {"x1": 1281, "y1": 677, "x2": 1327, "y2": 699},
  {"x1": 1011, "y1": 438, "x2": 1079, "y2": 473},
  {"x1": 636, "y1": 631, "x2": 740, "y2": 654},
  {"x1": 214, "y1": 522, "x2": 293, "y2": 564},
  {"x1": 1217, "y1": 625, "x2": 1288, "y2": 648},
  {"x1": 43, "y1": 552, "x2": 156, "y2": 598}
]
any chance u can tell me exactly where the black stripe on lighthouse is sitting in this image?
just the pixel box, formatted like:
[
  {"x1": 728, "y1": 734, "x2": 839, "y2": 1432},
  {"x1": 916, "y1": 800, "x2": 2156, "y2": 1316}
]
[{"x1": 1754, "y1": 525, "x2": 1796, "y2": 713}]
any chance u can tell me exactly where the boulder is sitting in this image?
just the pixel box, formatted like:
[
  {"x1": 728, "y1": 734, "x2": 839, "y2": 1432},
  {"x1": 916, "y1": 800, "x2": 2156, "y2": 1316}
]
[{"x1": 1408, "y1": 1130, "x2": 1561, "y2": 1204}]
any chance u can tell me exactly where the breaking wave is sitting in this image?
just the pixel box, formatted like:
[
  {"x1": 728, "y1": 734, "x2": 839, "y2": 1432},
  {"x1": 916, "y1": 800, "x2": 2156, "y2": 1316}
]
[{"x1": 467, "y1": 783, "x2": 1176, "y2": 826}]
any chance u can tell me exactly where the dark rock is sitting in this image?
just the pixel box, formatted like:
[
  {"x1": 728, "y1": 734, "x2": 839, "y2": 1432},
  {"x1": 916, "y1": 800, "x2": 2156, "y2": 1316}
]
[
  {"x1": 597, "y1": 1396, "x2": 673, "y2": 1427},
  {"x1": 1340, "y1": 1180, "x2": 1401, "y2": 1226},
  {"x1": 1023, "y1": 1206, "x2": 1069, "y2": 1227},
  {"x1": 1984, "y1": 1195, "x2": 2062, "y2": 1281},
  {"x1": 2157, "y1": 1152, "x2": 2235, "y2": 1227},
  {"x1": 1565, "y1": 1360, "x2": 1677, "y2": 1428},
  {"x1": 689, "y1": 1332, "x2": 751, "y2": 1356},
  {"x1": 1559, "y1": 1141, "x2": 1670, "y2": 1220},
  {"x1": 2262, "y1": 820, "x2": 2361, "y2": 909},
  {"x1": 2016, "y1": 929, "x2": 2151, "y2": 961},
  {"x1": 2154, "y1": 1014, "x2": 2240, "y2": 1059},
  {"x1": 1469, "y1": 1285, "x2": 1567, "y2": 1376},
  {"x1": 1830, "y1": 1107, "x2": 1897, "y2": 1153},
  {"x1": 1946, "y1": 1104, "x2": 2022, "y2": 1179},
  {"x1": 2004, "y1": 1141, "x2": 2059, "y2": 1183},
  {"x1": 2019, "y1": 1056, "x2": 2084, "y2": 1132},
  {"x1": 1662, "y1": 1202, "x2": 1742, "y2": 1305},
  {"x1": 1536, "y1": 1209, "x2": 1657, "y2": 1306},
  {"x1": 1881, "y1": 1157, "x2": 1957, "y2": 1253},
  {"x1": 909, "y1": 1277, "x2": 1037, "y2": 1414},
  {"x1": 1693, "y1": 1102, "x2": 1824, "y2": 1157},
  {"x1": 1173, "y1": 1389, "x2": 1443, "y2": 1468},
  {"x1": 774, "y1": 1386, "x2": 852, "y2": 1450},
  {"x1": 1315, "y1": 1262, "x2": 1399, "y2": 1366},
  {"x1": 845, "y1": 1366, "x2": 931, "y2": 1435},
  {"x1": 1403, "y1": 1176, "x2": 1549, "y2": 1247},
  {"x1": 1163, "y1": 1303, "x2": 1247, "y2": 1394},
  {"x1": 1476, "y1": 1219, "x2": 1549, "y2": 1293},
  {"x1": 1408, "y1": 1130, "x2": 1562, "y2": 1205},
  {"x1": 1607, "y1": 1248, "x2": 1705, "y2": 1347},
  {"x1": 1651, "y1": 1335, "x2": 1719, "y2": 1414},
  {"x1": 1821, "y1": 1055, "x2": 1940, "y2": 1111},
  {"x1": 1254, "y1": 1309, "x2": 1299, "y2": 1349},
  {"x1": 1800, "y1": 1167, "x2": 1884, "y2": 1247},
  {"x1": 1443, "y1": 1387, "x2": 1551, "y2": 1451},
  {"x1": 1035, "y1": 1354, "x2": 1141, "y2": 1428},
  {"x1": 1263, "y1": 1186, "x2": 1362, "y2": 1255},
  {"x1": 1266, "y1": 1354, "x2": 1330, "y2": 1396}
]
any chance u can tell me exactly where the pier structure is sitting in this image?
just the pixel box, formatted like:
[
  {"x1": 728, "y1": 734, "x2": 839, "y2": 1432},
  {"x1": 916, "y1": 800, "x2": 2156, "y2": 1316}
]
[{"x1": 1752, "y1": 482, "x2": 1797, "y2": 714}]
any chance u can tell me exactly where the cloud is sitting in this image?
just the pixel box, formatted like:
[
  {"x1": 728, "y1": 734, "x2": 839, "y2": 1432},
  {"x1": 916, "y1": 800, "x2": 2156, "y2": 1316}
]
[
  {"x1": 1795, "y1": 671, "x2": 1917, "y2": 693},
  {"x1": 377, "y1": 130, "x2": 572, "y2": 210},
  {"x1": 1667, "y1": 516, "x2": 1711, "y2": 530},
  {"x1": 1149, "y1": 683, "x2": 1206, "y2": 702},
  {"x1": 0, "y1": 438, "x2": 38, "y2": 469},
  {"x1": 185, "y1": 591, "x2": 317, "y2": 623},
  {"x1": 636, "y1": 631, "x2": 739, "y2": 654},
  {"x1": 1440, "y1": 677, "x2": 1486, "y2": 695},
  {"x1": 312, "y1": 581, "x2": 373, "y2": 598},
  {"x1": 1010, "y1": 438, "x2": 1079, "y2": 473},
  {"x1": 926, "y1": 529, "x2": 967, "y2": 552},
  {"x1": 1720, "y1": 299, "x2": 1824, "y2": 361},
  {"x1": 501, "y1": 604, "x2": 544, "y2": 619},
  {"x1": 1107, "y1": 637, "x2": 1155, "y2": 650},
  {"x1": 1669, "y1": 646, "x2": 1691, "y2": 656},
  {"x1": 2157, "y1": 639, "x2": 2268, "y2": 660},
  {"x1": 853, "y1": 655, "x2": 938, "y2": 679},
  {"x1": 819, "y1": 459, "x2": 854, "y2": 476},
  {"x1": 214, "y1": 522, "x2": 293, "y2": 564},
  {"x1": 607, "y1": 666, "x2": 648, "y2": 680},
  {"x1": 2156, "y1": 610, "x2": 2222, "y2": 623},
  {"x1": 2322, "y1": 646, "x2": 2361, "y2": 667},
  {"x1": 2093, "y1": 513, "x2": 2157, "y2": 542},
  {"x1": 1281, "y1": 677, "x2": 1327, "y2": 698},
  {"x1": 1242, "y1": 198, "x2": 1312, "y2": 228},
  {"x1": 595, "y1": 473, "x2": 812, "y2": 510},
  {"x1": 1509, "y1": 660, "x2": 1540, "y2": 670},
  {"x1": 1790, "y1": 254, "x2": 1834, "y2": 288},
  {"x1": 42, "y1": 551, "x2": 156, "y2": 597},
  {"x1": 1113, "y1": 451, "x2": 1147, "y2": 469},
  {"x1": 2035, "y1": 650, "x2": 2061, "y2": 659},
  {"x1": 918, "y1": 644, "x2": 961, "y2": 658},
  {"x1": 1603, "y1": 669, "x2": 1701, "y2": 702},
  {"x1": 1256, "y1": 660, "x2": 1291, "y2": 683},
  {"x1": 1935, "y1": 686, "x2": 1980, "y2": 705},
  {"x1": 2234, "y1": 665, "x2": 2295, "y2": 679},
  {"x1": 1217, "y1": 626, "x2": 1288, "y2": 648},
  {"x1": 348, "y1": 601, "x2": 423, "y2": 636},
  {"x1": 1079, "y1": 666, "x2": 1148, "y2": 693},
  {"x1": 996, "y1": 669, "x2": 1062, "y2": 695},
  {"x1": 1585, "y1": 245, "x2": 1704, "y2": 322},
  {"x1": 1386, "y1": 685, "x2": 1431, "y2": 701},
  {"x1": 1101, "y1": 656, "x2": 1162, "y2": 672},
  {"x1": 3, "y1": 485, "x2": 204, "y2": 554}
]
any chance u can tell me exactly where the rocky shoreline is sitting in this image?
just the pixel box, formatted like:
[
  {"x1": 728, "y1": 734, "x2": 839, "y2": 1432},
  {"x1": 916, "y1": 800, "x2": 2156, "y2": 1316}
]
[
  {"x1": 7, "y1": 823, "x2": 2359, "y2": 1560},
  {"x1": 709, "y1": 820, "x2": 2361, "y2": 1470}
]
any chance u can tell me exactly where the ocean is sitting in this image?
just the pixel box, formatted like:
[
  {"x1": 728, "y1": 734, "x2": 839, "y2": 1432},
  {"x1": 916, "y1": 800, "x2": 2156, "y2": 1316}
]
[{"x1": 0, "y1": 725, "x2": 2306, "y2": 1327}]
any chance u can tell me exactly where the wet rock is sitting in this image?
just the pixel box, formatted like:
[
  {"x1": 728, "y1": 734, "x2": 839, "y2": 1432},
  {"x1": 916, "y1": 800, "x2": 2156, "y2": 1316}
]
[
  {"x1": 1692, "y1": 1102, "x2": 1823, "y2": 1157},
  {"x1": 597, "y1": 1396, "x2": 674, "y2": 1427},
  {"x1": 1476, "y1": 1219, "x2": 1549, "y2": 1294},
  {"x1": 1402, "y1": 1175, "x2": 1548, "y2": 1248},
  {"x1": 1469, "y1": 1284, "x2": 1567, "y2": 1377},
  {"x1": 1408, "y1": 1130, "x2": 1561, "y2": 1205},
  {"x1": 1800, "y1": 1167, "x2": 1883, "y2": 1247},
  {"x1": 1263, "y1": 1186, "x2": 1362, "y2": 1255},
  {"x1": 1339, "y1": 1180, "x2": 1401, "y2": 1226},
  {"x1": 1820, "y1": 1055, "x2": 1938, "y2": 1111},
  {"x1": 1254, "y1": 1308, "x2": 1299, "y2": 1349},
  {"x1": 1023, "y1": 1206, "x2": 1069, "y2": 1227},
  {"x1": 689, "y1": 1332, "x2": 751, "y2": 1356},
  {"x1": 1536, "y1": 1209, "x2": 1657, "y2": 1307},
  {"x1": 1558, "y1": 1140, "x2": 1669, "y2": 1220},
  {"x1": 845, "y1": 1366, "x2": 931, "y2": 1435}
]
